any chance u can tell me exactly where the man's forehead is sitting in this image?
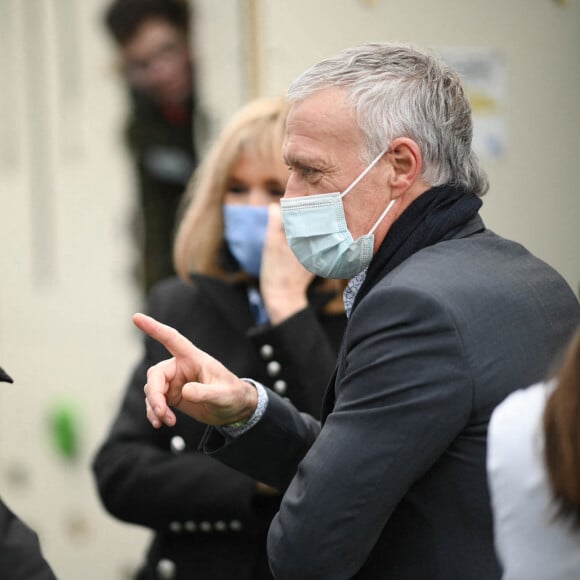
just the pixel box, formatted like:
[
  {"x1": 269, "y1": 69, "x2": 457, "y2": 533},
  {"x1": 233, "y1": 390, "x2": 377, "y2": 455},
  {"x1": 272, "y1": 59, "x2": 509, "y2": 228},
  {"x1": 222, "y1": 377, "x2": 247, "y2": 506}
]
[
  {"x1": 287, "y1": 89, "x2": 352, "y2": 128},
  {"x1": 282, "y1": 124, "x2": 328, "y2": 166},
  {"x1": 283, "y1": 91, "x2": 361, "y2": 163}
]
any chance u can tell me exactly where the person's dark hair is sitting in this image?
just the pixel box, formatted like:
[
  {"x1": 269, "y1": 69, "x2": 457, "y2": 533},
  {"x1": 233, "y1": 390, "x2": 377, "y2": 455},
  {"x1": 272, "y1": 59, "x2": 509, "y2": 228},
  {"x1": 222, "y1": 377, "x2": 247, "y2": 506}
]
[
  {"x1": 543, "y1": 326, "x2": 580, "y2": 528},
  {"x1": 104, "y1": 0, "x2": 190, "y2": 46}
]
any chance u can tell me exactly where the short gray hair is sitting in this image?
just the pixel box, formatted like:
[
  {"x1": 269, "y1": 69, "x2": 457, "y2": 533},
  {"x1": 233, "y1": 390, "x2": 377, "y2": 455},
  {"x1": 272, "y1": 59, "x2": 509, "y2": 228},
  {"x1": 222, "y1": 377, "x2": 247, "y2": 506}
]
[{"x1": 287, "y1": 42, "x2": 489, "y2": 197}]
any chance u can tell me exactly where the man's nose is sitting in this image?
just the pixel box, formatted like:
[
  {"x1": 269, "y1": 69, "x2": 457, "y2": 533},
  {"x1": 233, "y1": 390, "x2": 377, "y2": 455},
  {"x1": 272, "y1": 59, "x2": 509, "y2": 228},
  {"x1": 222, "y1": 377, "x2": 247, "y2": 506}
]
[{"x1": 283, "y1": 174, "x2": 300, "y2": 199}]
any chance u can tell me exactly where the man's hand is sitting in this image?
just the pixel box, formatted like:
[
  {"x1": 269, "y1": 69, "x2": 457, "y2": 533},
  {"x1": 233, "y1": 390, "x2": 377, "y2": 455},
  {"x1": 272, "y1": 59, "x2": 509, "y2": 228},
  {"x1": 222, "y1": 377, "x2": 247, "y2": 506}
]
[{"x1": 133, "y1": 313, "x2": 258, "y2": 428}]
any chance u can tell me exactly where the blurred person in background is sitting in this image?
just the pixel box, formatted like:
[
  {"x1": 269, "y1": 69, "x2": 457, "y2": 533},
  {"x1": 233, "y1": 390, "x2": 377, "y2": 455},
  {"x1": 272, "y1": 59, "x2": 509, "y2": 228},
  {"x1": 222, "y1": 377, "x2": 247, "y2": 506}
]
[
  {"x1": 92, "y1": 96, "x2": 347, "y2": 580},
  {"x1": 488, "y1": 325, "x2": 580, "y2": 579},
  {"x1": 104, "y1": 0, "x2": 200, "y2": 295},
  {"x1": 0, "y1": 366, "x2": 57, "y2": 580}
]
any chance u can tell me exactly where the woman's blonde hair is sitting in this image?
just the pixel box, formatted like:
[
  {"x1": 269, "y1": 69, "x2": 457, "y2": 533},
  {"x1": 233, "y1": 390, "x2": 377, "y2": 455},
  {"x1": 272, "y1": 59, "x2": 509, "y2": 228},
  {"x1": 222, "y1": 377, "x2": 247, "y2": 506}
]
[{"x1": 174, "y1": 95, "x2": 290, "y2": 280}]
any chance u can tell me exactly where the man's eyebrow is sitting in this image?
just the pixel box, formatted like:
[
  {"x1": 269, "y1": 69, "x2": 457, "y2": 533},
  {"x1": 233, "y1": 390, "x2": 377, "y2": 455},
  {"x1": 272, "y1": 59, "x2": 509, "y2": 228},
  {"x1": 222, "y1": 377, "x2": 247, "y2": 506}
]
[
  {"x1": 283, "y1": 152, "x2": 300, "y2": 166},
  {"x1": 284, "y1": 153, "x2": 323, "y2": 169}
]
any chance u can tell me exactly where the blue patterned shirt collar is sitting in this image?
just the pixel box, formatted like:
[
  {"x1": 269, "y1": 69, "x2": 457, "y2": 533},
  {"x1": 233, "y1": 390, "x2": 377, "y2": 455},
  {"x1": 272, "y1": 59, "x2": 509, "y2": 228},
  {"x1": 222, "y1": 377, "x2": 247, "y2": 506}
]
[{"x1": 343, "y1": 268, "x2": 368, "y2": 318}]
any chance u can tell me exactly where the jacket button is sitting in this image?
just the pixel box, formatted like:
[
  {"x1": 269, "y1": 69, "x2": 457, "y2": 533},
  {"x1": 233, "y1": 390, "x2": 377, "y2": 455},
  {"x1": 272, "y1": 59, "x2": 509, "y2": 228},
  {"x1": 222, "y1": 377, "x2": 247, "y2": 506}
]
[
  {"x1": 273, "y1": 380, "x2": 287, "y2": 395},
  {"x1": 260, "y1": 344, "x2": 274, "y2": 359},
  {"x1": 156, "y1": 558, "x2": 176, "y2": 579},
  {"x1": 170, "y1": 436, "x2": 186, "y2": 454},
  {"x1": 169, "y1": 521, "x2": 182, "y2": 533},
  {"x1": 267, "y1": 361, "x2": 281, "y2": 377}
]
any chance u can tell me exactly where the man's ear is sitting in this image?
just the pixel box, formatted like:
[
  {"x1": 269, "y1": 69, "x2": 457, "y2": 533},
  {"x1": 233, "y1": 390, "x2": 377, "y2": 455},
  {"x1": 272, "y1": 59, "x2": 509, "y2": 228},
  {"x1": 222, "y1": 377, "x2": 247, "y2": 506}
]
[{"x1": 386, "y1": 138, "x2": 423, "y2": 198}]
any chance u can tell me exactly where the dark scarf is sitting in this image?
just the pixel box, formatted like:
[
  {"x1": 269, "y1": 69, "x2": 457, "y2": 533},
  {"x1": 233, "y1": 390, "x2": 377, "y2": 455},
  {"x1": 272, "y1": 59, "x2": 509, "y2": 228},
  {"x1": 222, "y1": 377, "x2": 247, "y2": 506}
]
[{"x1": 352, "y1": 184, "x2": 483, "y2": 312}]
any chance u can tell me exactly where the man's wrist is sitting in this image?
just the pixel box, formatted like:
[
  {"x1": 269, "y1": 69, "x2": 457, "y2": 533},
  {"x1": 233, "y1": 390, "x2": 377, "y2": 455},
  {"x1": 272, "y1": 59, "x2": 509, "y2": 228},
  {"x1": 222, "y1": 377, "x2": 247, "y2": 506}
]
[
  {"x1": 221, "y1": 380, "x2": 268, "y2": 436},
  {"x1": 224, "y1": 379, "x2": 258, "y2": 427}
]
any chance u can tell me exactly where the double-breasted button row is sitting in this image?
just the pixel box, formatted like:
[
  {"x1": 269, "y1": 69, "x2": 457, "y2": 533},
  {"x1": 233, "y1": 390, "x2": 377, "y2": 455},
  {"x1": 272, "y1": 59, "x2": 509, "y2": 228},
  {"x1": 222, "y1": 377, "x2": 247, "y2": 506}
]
[
  {"x1": 168, "y1": 519, "x2": 243, "y2": 533},
  {"x1": 260, "y1": 344, "x2": 288, "y2": 394}
]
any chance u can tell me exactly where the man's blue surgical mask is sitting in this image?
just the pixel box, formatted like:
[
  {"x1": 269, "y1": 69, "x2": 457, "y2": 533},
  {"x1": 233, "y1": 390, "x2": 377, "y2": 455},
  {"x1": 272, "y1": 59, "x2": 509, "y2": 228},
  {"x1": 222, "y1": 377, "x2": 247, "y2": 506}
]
[
  {"x1": 223, "y1": 204, "x2": 269, "y2": 278},
  {"x1": 280, "y1": 148, "x2": 395, "y2": 279}
]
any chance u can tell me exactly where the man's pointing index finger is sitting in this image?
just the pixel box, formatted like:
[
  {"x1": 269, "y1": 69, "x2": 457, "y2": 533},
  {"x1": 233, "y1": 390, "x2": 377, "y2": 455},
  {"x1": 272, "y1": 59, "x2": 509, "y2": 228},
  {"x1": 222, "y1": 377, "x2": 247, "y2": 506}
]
[{"x1": 133, "y1": 313, "x2": 195, "y2": 358}]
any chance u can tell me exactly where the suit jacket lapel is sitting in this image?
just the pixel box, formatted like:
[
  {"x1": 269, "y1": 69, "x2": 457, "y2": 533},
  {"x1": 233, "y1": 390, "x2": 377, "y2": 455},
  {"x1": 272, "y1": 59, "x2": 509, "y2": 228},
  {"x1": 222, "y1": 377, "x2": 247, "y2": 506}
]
[
  {"x1": 321, "y1": 332, "x2": 349, "y2": 422},
  {"x1": 321, "y1": 367, "x2": 337, "y2": 423}
]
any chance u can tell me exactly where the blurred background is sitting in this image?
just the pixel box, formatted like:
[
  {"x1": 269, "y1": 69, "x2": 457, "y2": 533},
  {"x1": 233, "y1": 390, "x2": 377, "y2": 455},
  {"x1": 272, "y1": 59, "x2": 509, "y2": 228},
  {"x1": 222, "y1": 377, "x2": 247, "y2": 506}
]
[{"x1": 0, "y1": 0, "x2": 578, "y2": 578}]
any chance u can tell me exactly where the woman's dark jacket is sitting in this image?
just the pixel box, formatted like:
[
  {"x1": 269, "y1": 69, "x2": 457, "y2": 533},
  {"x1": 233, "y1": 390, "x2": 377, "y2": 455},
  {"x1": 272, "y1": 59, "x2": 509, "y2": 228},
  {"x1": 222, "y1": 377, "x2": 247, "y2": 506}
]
[{"x1": 92, "y1": 274, "x2": 345, "y2": 579}]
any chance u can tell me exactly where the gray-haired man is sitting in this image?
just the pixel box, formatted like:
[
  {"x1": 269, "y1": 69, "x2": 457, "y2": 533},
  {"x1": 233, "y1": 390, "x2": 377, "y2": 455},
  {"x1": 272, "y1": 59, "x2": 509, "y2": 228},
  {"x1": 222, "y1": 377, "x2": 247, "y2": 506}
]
[{"x1": 136, "y1": 42, "x2": 580, "y2": 579}]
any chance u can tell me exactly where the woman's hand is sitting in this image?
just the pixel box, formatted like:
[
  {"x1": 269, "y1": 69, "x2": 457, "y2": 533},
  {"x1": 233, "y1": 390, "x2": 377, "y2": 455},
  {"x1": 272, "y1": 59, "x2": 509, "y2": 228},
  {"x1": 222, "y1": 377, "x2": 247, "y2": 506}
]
[{"x1": 260, "y1": 203, "x2": 315, "y2": 325}]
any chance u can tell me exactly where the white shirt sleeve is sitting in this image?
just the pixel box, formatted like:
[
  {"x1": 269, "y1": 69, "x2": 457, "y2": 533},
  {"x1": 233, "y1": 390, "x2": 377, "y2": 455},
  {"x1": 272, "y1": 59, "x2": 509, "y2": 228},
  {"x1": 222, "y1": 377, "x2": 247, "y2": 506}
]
[{"x1": 487, "y1": 381, "x2": 580, "y2": 580}]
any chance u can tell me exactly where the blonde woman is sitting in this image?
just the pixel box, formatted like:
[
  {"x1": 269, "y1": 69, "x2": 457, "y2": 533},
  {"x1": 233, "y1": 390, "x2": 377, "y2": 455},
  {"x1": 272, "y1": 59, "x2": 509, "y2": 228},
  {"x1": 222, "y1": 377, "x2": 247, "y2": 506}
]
[{"x1": 93, "y1": 96, "x2": 346, "y2": 580}]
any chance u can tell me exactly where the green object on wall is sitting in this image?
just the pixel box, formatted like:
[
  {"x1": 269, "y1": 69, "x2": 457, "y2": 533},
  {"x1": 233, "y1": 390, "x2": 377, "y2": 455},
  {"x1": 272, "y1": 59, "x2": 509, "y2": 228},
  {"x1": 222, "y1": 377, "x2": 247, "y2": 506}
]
[{"x1": 49, "y1": 401, "x2": 80, "y2": 460}]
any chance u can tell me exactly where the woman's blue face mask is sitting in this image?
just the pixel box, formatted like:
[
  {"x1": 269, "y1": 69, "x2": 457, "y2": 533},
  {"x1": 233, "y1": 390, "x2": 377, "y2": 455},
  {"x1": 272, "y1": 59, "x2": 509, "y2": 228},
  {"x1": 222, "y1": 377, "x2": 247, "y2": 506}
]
[{"x1": 223, "y1": 204, "x2": 269, "y2": 278}]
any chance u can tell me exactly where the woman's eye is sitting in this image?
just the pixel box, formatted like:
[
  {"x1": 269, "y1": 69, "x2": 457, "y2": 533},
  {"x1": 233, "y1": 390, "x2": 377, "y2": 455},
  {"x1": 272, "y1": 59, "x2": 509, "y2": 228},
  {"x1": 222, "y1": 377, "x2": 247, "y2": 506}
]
[
  {"x1": 268, "y1": 186, "x2": 285, "y2": 197},
  {"x1": 227, "y1": 184, "x2": 247, "y2": 195}
]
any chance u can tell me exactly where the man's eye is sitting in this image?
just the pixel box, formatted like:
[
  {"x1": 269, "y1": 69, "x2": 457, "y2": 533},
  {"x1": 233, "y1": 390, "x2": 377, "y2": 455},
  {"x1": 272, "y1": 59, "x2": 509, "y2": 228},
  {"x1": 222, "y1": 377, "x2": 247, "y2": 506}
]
[
  {"x1": 287, "y1": 164, "x2": 320, "y2": 183},
  {"x1": 301, "y1": 167, "x2": 321, "y2": 182},
  {"x1": 289, "y1": 166, "x2": 317, "y2": 178}
]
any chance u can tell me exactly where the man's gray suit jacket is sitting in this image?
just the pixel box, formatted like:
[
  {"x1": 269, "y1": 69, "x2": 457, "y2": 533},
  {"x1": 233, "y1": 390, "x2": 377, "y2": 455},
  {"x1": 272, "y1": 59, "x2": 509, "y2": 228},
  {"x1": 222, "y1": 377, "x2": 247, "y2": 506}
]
[{"x1": 203, "y1": 216, "x2": 580, "y2": 580}]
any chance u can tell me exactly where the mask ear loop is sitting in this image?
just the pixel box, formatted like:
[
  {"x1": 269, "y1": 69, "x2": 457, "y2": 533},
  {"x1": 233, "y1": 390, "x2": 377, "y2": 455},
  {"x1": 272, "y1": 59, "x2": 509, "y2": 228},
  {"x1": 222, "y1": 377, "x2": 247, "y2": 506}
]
[
  {"x1": 368, "y1": 198, "x2": 396, "y2": 235},
  {"x1": 338, "y1": 146, "x2": 395, "y2": 235},
  {"x1": 340, "y1": 147, "x2": 389, "y2": 199}
]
